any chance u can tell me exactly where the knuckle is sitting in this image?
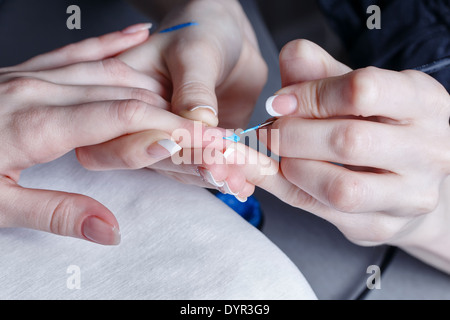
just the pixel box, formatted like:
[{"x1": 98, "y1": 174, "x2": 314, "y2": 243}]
[
  {"x1": 101, "y1": 58, "x2": 131, "y2": 80},
  {"x1": 349, "y1": 220, "x2": 400, "y2": 245},
  {"x1": 9, "y1": 108, "x2": 53, "y2": 160},
  {"x1": 75, "y1": 148, "x2": 97, "y2": 170},
  {"x1": 129, "y1": 88, "x2": 161, "y2": 106},
  {"x1": 347, "y1": 67, "x2": 380, "y2": 114},
  {"x1": 327, "y1": 174, "x2": 367, "y2": 213},
  {"x1": 48, "y1": 196, "x2": 76, "y2": 236},
  {"x1": 119, "y1": 147, "x2": 144, "y2": 170},
  {"x1": 4, "y1": 77, "x2": 47, "y2": 96},
  {"x1": 54, "y1": 43, "x2": 78, "y2": 61},
  {"x1": 413, "y1": 189, "x2": 440, "y2": 215},
  {"x1": 330, "y1": 122, "x2": 370, "y2": 162},
  {"x1": 172, "y1": 80, "x2": 215, "y2": 106},
  {"x1": 112, "y1": 99, "x2": 149, "y2": 128},
  {"x1": 281, "y1": 39, "x2": 315, "y2": 60}
]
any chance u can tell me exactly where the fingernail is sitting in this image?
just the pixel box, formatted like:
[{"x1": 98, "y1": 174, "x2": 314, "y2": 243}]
[
  {"x1": 147, "y1": 139, "x2": 181, "y2": 159},
  {"x1": 219, "y1": 181, "x2": 238, "y2": 196},
  {"x1": 236, "y1": 195, "x2": 248, "y2": 203},
  {"x1": 82, "y1": 216, "x2": 121, "y2": 245},
  {"x1": 122, "y1": 23, "x2": 153, "y2": 34},
  {"x1": 223, "y1": 146, "x2": 235, "y2": 160},
  {"x1": 266, "y1": 95, "x2": 297, "y2": 117},
  {"x1": 190, "y1": 105, "x2": 218, "y2": 116},
  {"x1": 198, "y1": 167, "x2": 224, "y2": 188}
]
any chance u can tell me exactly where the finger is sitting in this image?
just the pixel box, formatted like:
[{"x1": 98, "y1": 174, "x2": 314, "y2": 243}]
[
  {"x1": 266, "y1": 117, "x2": 409, "y2": 171},
  {"x1": 76, "y1": 130, "x2": 181, "y2": 171},
  {"x1": 266, "y1": 67, "x2": 418, "y2": 120},
  {"x1": 7, "y1": 100, "x2": 192, "y2": 170},
  {"x1": 12, "y1": 23, "x2": 152, "y2": 72},
  {"x1": 279, "y1": 39, "x2": 352, "y2": 86},
  {"x1": 224, "y1": 143, "x2": 327, "y2": 213},
  {"x1": 166, "y1": 40, "x2": 221, "y2": 127},
  {"x1": 17, "y1": 81, "x2": 170, "y2": 110},
  {"x1": 281, "y1": 158, "x2": 402, "y2": 214},
  {"x1": 234, "y1": 182, "x2": 256, "y2": 202},
  {"x1": 0, "y1": 181, "x2": 120, "y2": 245},
  {"x1": 14, "y1": 58, "x2": 165, "y2": 96}
]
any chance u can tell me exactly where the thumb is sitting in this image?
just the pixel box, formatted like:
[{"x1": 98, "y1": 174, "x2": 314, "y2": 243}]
[
  {"x1": 1, "y1": 182, "x2": 120, "y2": 245},
  {"x1": 167, "y1": 47, "x2": 220, "y2": 127},
  {"x1": 265, "y1": 40, "x2": 353, "y2": 117},
  {"x1": 279, "y1": 39, "x2": 352, "y2": 86}
]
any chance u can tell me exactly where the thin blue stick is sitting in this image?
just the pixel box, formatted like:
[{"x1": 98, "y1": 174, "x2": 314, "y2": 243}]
[{"x1": 159, "y1": 21, "x2": 199, "y2": 33}]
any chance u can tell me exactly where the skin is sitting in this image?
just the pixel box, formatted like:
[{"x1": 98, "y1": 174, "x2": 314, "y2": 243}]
[
  {"x1": 238, "y1": 40, "x2": 450, "y2": 274},
  {"x1": 4, "y1": 0, "x2": 449, "y2": 278},
  {"x1": 79, "y1": 0, "x2": 266, "y2": 198},
  {"x1": 0, "y1": 25, "x2": 229, "y2": 245}
]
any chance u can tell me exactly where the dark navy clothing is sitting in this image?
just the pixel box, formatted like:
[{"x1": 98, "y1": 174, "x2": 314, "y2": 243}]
[{"x1": 318, "y1": 0, "x2": 450, "y2": 91}]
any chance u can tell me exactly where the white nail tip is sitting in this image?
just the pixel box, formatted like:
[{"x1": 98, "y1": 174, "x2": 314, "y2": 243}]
[
  {"x1": 265, "y1": 95, "x2": 283, "y2": 117},
  {"x1": 222, "y1": 182, "x2": 238, "y2": 196},
  {"x1": 206, "y1": 171, "x2": 225, "y2": 188},
  {"x1": 236, "y1": 196, "x2": 248, "y2": 203},
  {"x1": 223, "y1": 147, "x2": 236, "y2": 159},
  {"x1": 122, "y1": 23, "x2": 153, "y2": 34},
  {"x1": 190, "y1": 105, "x2": 218, "y2": 116},
  {"x1": 157, "y1": 139, "x2": 181, "y2": 155}
]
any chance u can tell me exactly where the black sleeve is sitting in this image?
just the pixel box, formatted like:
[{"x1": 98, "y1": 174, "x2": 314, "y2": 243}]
[{"x1": 318, "y1": 0, "x2": 450, "y2": 91}]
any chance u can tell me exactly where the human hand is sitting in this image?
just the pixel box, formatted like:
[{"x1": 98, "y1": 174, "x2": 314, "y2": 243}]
[
  {"x1": 254, "y1": 40, "x2": 450, "y2": 272},
  {"x1": 0, "y1": 24, "x2": 204, "y2": 246},
  {"x1": 118, "y1": 0, "x2": 268, "y2": 129}
]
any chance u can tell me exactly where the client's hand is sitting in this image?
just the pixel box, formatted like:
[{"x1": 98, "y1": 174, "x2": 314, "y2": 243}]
[{"x1": 0, "y1": 25, "x2": 200, "y2": 245}]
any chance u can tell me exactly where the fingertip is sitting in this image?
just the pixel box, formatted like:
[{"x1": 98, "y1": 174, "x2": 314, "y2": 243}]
[
  {"x1": 121, "y1": 23, "x2": 153, "y2": 35},
  {"x1": 180, "y1": 106, "x2": 219, "y2": 127},
  {"x1": 82, "y1": 215, "x2": 121, "y2": 246}
]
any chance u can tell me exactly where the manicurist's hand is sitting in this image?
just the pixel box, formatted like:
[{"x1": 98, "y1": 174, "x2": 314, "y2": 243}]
[
  {"x1": 0, "y1": 25, "x2": 203, "y2": 245},
  {"x1": 119, "y1": 0, "x2": 268, "y2": 129},
  {"x1": 252, "y1": 40, "x2": 450, "y2": 273}
]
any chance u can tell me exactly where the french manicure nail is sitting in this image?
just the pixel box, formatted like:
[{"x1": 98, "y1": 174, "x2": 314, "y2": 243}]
[
  {"x1": 223, "y1": 146, "x2": 236, "y2": 160},
  {"x1": 220, "y1": 181, "x2": 238, "y2": 196},
  {"x1": 122, "y1": 23, "x2": 153, "y2": 34},
  {"x1": 236, "y1": 195, "x2": 248, "y2": 203},
  {"x1": 82, "y1": 216, "x2": 121, "y2": 245},
  {"x1": 198, "y1": 167, "x2": 224, "y2": 188},
  {"x1": 266, "y1": 94, "x2": 297, "y2": 117},
  {"x1": 147, "y1": 139, "x2": 181, "y2": 159},
  {"x1": 190, "y1": 105, "x2": 218, "y2": 116}
]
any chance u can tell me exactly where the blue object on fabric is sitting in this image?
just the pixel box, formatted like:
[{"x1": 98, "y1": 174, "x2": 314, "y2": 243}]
[{"x1": 215, "y1": 193, "x2": 263, "y2": 229}]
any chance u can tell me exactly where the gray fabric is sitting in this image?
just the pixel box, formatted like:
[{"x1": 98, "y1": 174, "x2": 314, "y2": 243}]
[{"x1": 0, "y1": 151, "x2": 316, "y2": 299}]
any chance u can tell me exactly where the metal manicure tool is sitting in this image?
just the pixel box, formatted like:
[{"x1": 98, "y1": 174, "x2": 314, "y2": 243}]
[{"x1": 223, "y1": 117, "x2": 278, "y2": 142}]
